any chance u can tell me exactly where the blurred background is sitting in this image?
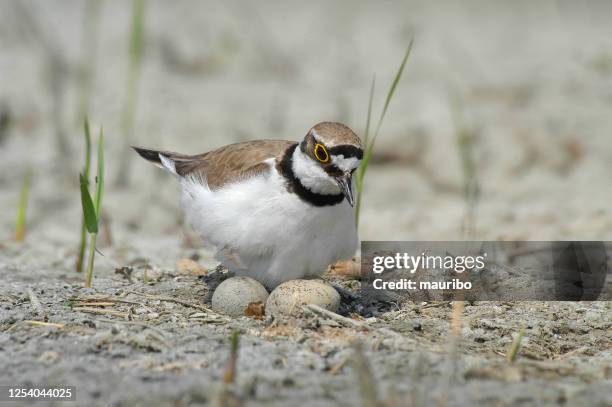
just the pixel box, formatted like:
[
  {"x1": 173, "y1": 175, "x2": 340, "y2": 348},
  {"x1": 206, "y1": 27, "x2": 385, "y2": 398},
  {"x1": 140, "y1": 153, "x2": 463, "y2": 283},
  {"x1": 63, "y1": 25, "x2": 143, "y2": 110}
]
[{"x1": 1, "y1": 0, "x2": 612, "y2": 269}]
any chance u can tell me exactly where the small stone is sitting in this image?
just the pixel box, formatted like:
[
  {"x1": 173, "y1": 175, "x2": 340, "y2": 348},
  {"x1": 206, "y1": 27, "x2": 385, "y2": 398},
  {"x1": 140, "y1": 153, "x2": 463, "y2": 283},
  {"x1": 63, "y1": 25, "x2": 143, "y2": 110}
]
[
  {"x1": 176, "y1": 258, "x2": 208, "y2": 276},
  {"x1": 211, "y1": 277, "x2": 269, "y2": 317},
  {"x1": 266, "y1": 279, "x2": 341, "y2": 317},
  {"x1": 37, "y1": 351, "x2": 60, "y2": 364}
]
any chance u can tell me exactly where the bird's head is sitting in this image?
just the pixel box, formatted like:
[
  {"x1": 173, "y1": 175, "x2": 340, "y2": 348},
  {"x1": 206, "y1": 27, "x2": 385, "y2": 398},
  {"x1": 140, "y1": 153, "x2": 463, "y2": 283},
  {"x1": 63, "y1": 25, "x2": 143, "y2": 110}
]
[{"x1": 293, "y1": 122, "x2": 363, "y2": 206}]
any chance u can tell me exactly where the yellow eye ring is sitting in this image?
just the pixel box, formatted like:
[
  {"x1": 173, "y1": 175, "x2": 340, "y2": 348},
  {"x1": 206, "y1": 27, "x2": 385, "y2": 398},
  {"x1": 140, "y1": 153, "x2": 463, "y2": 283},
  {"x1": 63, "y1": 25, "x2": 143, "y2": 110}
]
[{"x1": 313, "y1": 143, "x2": 329, "y2": 163}]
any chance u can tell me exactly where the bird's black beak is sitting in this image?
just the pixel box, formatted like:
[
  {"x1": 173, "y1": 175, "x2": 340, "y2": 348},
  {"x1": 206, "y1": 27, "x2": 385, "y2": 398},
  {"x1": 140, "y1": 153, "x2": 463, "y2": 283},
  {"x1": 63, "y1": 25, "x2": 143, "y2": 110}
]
[{"x1": 335, "y1": 173, "x2": 355, "y2": 207}]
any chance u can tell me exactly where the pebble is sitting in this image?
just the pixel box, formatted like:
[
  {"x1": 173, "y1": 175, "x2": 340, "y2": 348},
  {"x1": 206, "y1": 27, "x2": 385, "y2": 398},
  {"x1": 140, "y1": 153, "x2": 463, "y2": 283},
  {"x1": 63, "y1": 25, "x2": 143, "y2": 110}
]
[
  {"x1": 175, "y1": 258, "x2": 208, "y2": 276},
  {"x1": 266, "y1": 279, "x2": 340, "y2": 317},
  {"x1": 211, "y1": 277, "x2": 269, "y2": 317}
]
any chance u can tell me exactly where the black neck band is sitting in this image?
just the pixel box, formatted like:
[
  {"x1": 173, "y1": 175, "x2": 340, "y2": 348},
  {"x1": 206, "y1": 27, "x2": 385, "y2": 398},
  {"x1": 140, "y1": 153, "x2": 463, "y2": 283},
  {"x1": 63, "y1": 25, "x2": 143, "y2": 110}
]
[{"x1": 278, "y1": 144, "x2": 344, "y2": 207}]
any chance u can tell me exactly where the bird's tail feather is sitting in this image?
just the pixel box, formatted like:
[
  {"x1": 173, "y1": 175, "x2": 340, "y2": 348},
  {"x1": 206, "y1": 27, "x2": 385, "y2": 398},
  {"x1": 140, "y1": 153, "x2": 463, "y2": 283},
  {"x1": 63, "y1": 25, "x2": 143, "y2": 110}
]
[{"x1": 132, "y1": 146, "x2": 182, "y2": 175}]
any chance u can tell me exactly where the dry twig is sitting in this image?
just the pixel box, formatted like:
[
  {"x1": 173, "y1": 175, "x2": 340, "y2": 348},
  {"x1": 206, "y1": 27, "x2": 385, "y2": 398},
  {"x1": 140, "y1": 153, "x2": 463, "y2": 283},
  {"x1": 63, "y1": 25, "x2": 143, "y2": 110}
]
[
  {"x1": 73, "y1": 307, "x2": 129, "y2": 318},
  {"x1": 128, "y1": 291, "x2": 211, "y2": 313},
  {"x1": 74, "y1": 301, "x2": 116, "y2": 307},
  {"x1": 24, "y1": 320, "x2": 65, "y2": 329},
  {"x1": 303, "y1": 304, "x2": 368, "y2": 330}
]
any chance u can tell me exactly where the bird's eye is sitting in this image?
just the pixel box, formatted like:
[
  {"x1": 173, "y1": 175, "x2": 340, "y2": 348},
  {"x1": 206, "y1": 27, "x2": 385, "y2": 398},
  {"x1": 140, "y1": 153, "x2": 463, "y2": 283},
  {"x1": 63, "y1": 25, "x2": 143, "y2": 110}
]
[{"x1": 313, "y1": 143, "x2": 329, "y2": 163}]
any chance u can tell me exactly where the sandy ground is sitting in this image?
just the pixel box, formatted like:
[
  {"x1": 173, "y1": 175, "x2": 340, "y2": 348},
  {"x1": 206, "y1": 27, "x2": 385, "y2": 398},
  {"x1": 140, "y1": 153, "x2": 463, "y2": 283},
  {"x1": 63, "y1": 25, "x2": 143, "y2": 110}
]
[
  {"x1": 0, "y1": 256, "x2": 610, "y2": 406},
  {"x1": 1, "y1": 1, "x2": 611, "y2": 406}
]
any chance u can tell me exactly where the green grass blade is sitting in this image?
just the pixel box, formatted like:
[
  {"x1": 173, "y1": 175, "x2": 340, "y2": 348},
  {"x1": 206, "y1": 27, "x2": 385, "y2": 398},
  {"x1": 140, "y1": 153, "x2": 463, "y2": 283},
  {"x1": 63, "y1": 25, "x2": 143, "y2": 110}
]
[
  {"x1": 80, "y1": 173, "x2": 98, "y2": 234},
  {"x1": 362, "y1": 41, "x2": 414, "y2": 171},
  {"x1": 372, "y1": 39, "x2": 413, "y2": 143},
  {"x1": 355, "y1": 41, "x2": 413, "y2": 226},
  {"x1": 95, "y1": 128, "x2": 104, "y2": 217},
  {"x1": 77, "y1": 118, "x2": 93, "y2": 272},
  {"x1": 15, "y1": 168, "x2": 32, "y2": 241}
]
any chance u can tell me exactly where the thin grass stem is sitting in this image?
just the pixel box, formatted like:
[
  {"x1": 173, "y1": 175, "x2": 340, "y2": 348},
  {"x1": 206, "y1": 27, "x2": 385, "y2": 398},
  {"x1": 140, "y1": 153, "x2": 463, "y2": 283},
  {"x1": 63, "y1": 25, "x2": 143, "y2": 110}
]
[
  {"x1": 114, "y1": 0, "x2": 145, "y2": 187},
  {"x1": 223, "y1": 331, "x2": 240, "y2": 384},
  {"x1": 95, "y1": 128, "x2": 104, "y2": 216},
  {"x1": 506, "y1": 327, "x2": 526, "y2": 363},
  {"x1": 75, "y1": 0, "x2": 101, "y2": 126},
  {"x1": 85, "y1": 233, "x2": 97, "y2": 288},
  {"x1": 80, "y1": 126, "x2": 104, "y2": 287},
  {"x1": 355, "y1": 76, "x2": 376, "y2": 224},
  {"x1": 15, "y1": 168, "x2": 32, "y2": 242},
  {"x1": 362, "y1": 75, "x2": 376, "y2": 150}
]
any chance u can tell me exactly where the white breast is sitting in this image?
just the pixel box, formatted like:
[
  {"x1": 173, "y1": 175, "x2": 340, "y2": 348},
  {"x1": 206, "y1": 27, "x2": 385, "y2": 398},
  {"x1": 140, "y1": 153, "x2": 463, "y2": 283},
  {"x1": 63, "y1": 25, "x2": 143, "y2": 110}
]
[{"x1": 179, "y1": 161, "x2": 358, "y2": 288}]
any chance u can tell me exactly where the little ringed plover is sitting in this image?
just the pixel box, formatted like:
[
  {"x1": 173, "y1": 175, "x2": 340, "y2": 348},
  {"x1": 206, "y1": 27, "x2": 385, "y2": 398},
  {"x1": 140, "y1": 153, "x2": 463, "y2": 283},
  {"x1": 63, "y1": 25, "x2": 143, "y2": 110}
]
[{"x1": 133, "y1": 121, "x2": 362, "y2": 288}]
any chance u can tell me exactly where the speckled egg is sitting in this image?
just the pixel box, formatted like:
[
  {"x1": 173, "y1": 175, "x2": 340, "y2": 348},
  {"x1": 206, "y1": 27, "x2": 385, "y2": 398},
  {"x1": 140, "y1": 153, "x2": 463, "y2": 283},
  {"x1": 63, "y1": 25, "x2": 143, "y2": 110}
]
[
  {"x1": 265, "y1": 279, "x2": 341, "y2": 317},
  {"x1": 211, "y1": 276, "x2": 269, "y2": 317}
]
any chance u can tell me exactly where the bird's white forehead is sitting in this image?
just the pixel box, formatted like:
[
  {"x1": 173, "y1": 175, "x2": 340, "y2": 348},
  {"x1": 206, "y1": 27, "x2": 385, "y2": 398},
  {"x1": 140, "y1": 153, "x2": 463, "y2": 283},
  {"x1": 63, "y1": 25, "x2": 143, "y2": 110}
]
[{"x1": 331, "y1": 155, "x2": 360, "y2": 172}]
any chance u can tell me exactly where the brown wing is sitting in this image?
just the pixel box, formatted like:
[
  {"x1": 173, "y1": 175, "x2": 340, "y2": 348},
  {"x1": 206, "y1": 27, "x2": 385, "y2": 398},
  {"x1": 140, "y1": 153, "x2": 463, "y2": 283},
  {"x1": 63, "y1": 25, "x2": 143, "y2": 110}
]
[{"x1": 172, "y1": 140, "x2": 296, "y2": 189}]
